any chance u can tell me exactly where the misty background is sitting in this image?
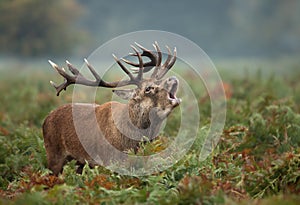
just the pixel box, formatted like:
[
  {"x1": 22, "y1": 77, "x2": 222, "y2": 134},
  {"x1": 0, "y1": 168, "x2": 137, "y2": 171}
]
[{"x1": 0, "y1": 0, "x2": 299, "y2": 64}]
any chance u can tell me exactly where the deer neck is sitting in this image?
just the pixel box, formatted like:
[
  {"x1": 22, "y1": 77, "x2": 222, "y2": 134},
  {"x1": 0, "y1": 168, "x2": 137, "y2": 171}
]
[
  {"x1": 128, "y1": 103, "x2": 150, "y2": 129},
  {"x1": 114, "y1": 103, "x2": 163, "y2": 140}
]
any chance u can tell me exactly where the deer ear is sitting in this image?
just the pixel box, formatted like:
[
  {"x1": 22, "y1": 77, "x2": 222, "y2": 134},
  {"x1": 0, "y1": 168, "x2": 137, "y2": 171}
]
[{"x1": 112, "y1": 89, "x2": 135, "y2": 100}]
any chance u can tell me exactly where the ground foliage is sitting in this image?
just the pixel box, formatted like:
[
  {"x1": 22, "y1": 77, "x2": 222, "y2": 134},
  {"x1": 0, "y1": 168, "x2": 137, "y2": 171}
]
[{"x1": 0, "y1": 66, "x2": 299, "y2": 204}]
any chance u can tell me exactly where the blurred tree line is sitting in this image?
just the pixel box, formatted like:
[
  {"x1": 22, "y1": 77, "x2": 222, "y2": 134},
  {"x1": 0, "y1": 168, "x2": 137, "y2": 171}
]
[
  {"x1": 0, "y1": 0, "x2": 299, "y2": 58},
  {"x1": 0, "y1": 0, "x2": 82, "y2": 57}
]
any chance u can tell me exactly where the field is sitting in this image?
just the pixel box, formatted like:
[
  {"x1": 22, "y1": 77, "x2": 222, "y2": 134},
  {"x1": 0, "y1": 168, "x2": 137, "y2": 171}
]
[{"x1": 0, "y1": 59, "x2": 300, "y2": 204}]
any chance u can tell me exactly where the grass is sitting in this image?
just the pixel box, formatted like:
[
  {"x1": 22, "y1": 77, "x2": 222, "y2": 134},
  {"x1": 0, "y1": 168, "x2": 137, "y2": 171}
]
[{"x1": 0, "y1": 60, "x2": 300, "y2": 204}]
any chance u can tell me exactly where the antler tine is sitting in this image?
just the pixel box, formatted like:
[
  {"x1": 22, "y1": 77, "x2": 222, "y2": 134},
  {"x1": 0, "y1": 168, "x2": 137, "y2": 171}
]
[
  {"x1": 150, "y1": 42, "x2": 162, "y2": 78},
  {"x1": 66, "y1": 60, "x2": 80, "y2": 76},
  {"x1": 121, "y1": 57, "x2": 139, "y2": 67},
  {"x1": 66, "y1": 59, "x2": 103, "y2": 86},
  {"x1": 156, "y1": 46, "x2": 177, "y2": 80},
  {"x1": 162, "y1": 46, "x2": 172, "y2": 68},
  {"x1": 153, "y1": 41, "x2": 162, "y2": 66},
  {"x1": 50, "y1": 79, "x2": 69, "y2": 96},
  {"x1": 130, "y1": 45, "x2": 143, "y2": 81},
  {"x1": 49, "y1": 60, "x2": 69, "y2": 79},
  {"x1": 48, "y1": 60, "x2": 77, "y2": 96},
  {"x1": 84, "y1": 58, "x2": 101, "y2": 82},
  {"x1": 112, "y1": 54, "x2": 135, "y2": 81},
  {"x1": 166, "y1": 47, "x2": 177, "y2": 70}
]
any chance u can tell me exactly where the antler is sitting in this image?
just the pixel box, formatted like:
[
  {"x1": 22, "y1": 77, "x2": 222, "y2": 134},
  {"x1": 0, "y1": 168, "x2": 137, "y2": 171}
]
[
  {"x1": 48, "y1": 42, "x2": 176, "y2": 96},
  {"x1": 48, "y1": 48, "x2": 144, "y2": 96},
  {"x1": 122, "y1": 41, "x2": 177, "y2": 80}
]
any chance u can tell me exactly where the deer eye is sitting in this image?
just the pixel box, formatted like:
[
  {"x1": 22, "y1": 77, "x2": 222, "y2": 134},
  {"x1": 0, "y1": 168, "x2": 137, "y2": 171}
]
[{"x1": 145, "y1": 86, "x2": 153, "y2": 93}]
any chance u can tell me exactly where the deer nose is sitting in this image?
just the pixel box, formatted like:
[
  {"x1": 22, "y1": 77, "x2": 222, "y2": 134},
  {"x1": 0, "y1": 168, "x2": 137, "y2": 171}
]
[
  {"x1": 165, "y1": 76, "x2": 178, "y2": 90},
  {"x1": 168, "y1": 76, "x2": 178, "y2": 82}
]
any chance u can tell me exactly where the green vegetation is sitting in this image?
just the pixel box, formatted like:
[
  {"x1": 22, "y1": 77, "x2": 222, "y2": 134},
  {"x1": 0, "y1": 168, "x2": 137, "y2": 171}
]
[{"x1": 0, "y1": 62, "x2": 300, "y2": 204}]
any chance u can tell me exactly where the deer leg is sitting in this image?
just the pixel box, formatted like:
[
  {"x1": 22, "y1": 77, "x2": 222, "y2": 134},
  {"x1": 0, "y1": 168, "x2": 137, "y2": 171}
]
[
  {"x1": 75, "y1": 161, "x2": 85, "y2": 174},
  {"x1": 47, "y1": 155, "x2": 66, "y2": 176}
]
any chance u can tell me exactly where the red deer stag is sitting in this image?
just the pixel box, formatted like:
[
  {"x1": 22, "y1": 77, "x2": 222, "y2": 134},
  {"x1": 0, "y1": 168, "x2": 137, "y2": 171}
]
[{"x1": 43, "y1": 42, "x2": 181, "y2": 175}]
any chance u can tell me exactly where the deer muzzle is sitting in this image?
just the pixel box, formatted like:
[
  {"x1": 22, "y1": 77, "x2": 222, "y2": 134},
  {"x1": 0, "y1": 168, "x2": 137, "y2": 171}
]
[{"x1": 165, "y1": 76, "x2": 181, "y2": 106}]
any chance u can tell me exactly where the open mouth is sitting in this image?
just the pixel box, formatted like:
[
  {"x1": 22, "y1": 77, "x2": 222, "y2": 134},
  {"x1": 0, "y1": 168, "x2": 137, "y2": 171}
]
[
  {"x1": 164, "y1": 76, "x2": 181, "y2": 106},
  {"x1": 169, "y1": 92, "x2": 176, "y2": 99},
  {"x1": 168, "y1": 83, "x2": 181, "y2": 105}
]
